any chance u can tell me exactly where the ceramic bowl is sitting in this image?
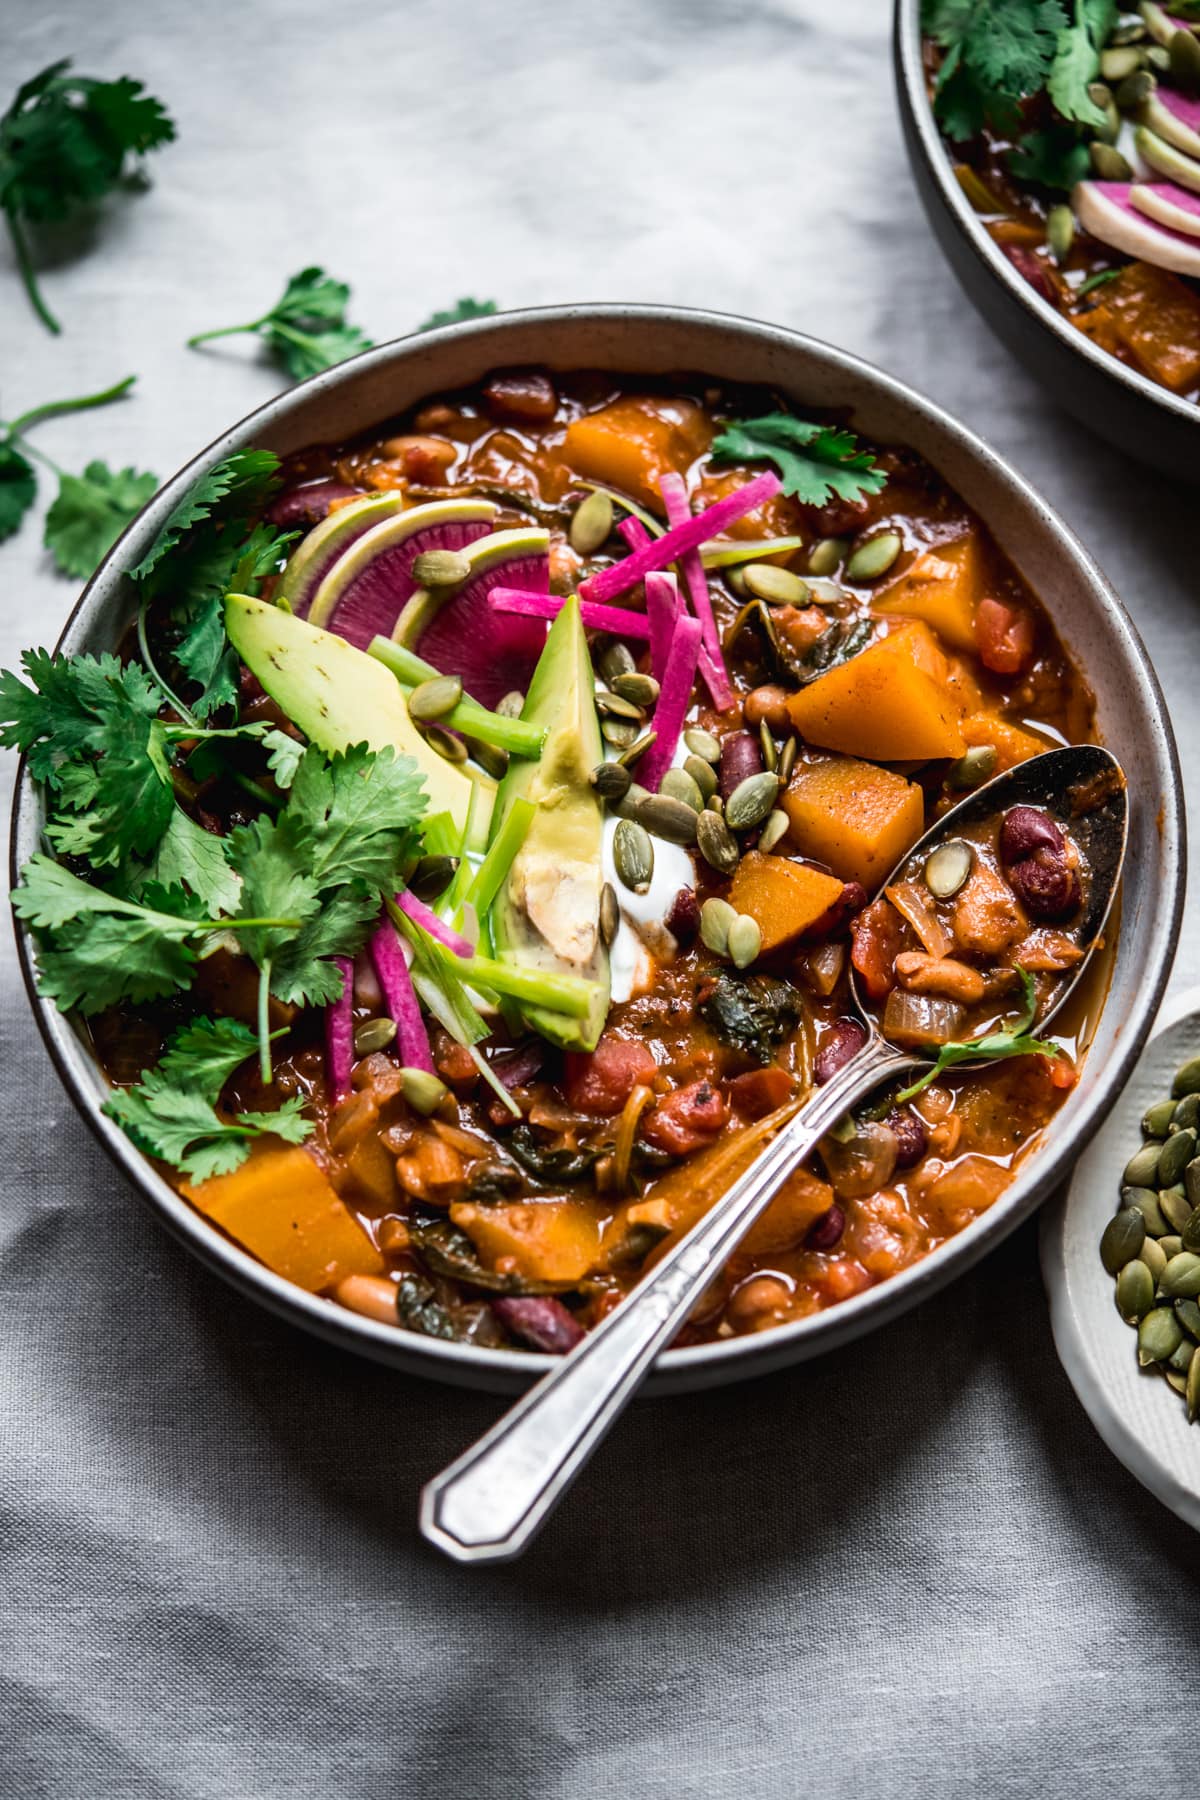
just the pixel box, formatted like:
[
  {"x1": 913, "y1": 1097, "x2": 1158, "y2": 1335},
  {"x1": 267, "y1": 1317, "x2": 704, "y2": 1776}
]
[
  {"x1": 9, "y1": 303, "x2": 1185, "y2": 1394},
  {"x1": 893, "y1": 0, "x2": 1200, "y2": 479}
]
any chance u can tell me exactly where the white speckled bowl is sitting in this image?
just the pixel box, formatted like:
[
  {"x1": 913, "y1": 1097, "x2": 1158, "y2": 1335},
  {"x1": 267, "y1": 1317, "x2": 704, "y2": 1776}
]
[{"x1": 9, "y1": 305, "x2": 1185, "y2": 1394}]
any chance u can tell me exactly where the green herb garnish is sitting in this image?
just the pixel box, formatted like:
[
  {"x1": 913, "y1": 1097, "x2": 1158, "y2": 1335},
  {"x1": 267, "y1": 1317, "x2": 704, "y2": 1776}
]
[
  {"x1": 896, "y1": 967, "x2": 1059, "y2": 1101},
  {"x1": 709, "y1": 414, "x2": 888, "y2": 508},
  {"x1": 1076, "y1": 266, "x2": 1123, "y2": 296},
  {"x1": 1, "y1": 60, "x2": 174, "y2": 333},
  {"x1": 187, "y1": 267, "x2": 373, "y2": 380},
  {"x1": 416, "y1": 298, "x2": 498, "y2": 333}
]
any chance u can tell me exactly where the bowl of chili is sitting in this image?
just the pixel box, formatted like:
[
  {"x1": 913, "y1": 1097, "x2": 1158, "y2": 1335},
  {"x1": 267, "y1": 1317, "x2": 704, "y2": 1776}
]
[{"x1": 8, "y1": 304, "x2": 1184, "y2": 1394}]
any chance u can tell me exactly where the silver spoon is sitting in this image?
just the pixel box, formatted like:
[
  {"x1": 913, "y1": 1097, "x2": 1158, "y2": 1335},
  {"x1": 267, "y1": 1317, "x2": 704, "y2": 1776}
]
[{"x1": 421, "y1": 744, "x2": 1127, "y2": 1563}]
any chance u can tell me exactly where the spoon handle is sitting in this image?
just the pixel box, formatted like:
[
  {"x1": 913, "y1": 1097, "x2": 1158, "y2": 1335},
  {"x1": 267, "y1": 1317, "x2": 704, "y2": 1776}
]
[{"x1": 420, "y1": 1033, "x2": 916, "y2": 1563}]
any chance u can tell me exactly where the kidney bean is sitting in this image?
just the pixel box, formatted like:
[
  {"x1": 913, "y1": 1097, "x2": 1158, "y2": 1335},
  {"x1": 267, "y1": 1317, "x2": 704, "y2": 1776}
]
[
  {"x1": 1009, "y1": 852, "x2": 1082, "y2": 921},
  {"x1": 493, "y1": 1296, "x2": 584, "y2": 1354},
  {"x1": 743, "y1": 684, "x2": 791, "y2": 732},
  {"x1": 814, "y1": 1016, "x2": 868, "y2": 1084},
  {"x1": 665, "y1": 886, "x2": 700, "y2": 944},
  {"x1": 1003, "y1": 244, "x2": 1055, "y2": 304},
  {"x1": 483, "y1": 372, "x2": 558, "y2": 422},
  {"x1": 266, "y1": 479, "x2": 359, "y2": 528},
  {"x1": 998, "y1": 806, "x2": 1064, "y2": 866},
  {"x1": 805, "y1": 1202, "x2": 846, "y2": 1251},
  {"x1": 886, "y1": 1106, "x2": 928, "y2": 1169},
  {"x1": 719, "y1": 730, "x2": 764, "y2": 800}
]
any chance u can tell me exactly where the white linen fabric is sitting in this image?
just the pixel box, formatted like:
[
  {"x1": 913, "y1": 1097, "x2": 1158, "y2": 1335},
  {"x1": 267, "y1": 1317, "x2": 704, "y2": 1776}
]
[{"x1": 2, "y1": 1, "x2": 1198, "y2": 1794}]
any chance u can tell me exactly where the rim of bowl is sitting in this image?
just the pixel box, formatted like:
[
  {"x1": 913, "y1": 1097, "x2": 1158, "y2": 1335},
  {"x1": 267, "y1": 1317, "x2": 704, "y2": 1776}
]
[
  {"x1": 894, "y1": 0, "x2": 1200, "y2": 436},
  {"x1": 9, "y1": 301, "x2": 1186, "y2": 1393}
]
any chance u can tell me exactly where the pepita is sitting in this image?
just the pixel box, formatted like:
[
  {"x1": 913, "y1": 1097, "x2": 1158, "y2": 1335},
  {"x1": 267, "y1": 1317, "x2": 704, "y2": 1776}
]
[
  {"x1": 595, "y1": 689, "x2": 645, "y2": 721},
  {"x1": 602, "y1": 717, "x2": 640, "y2": 750},
  {"x1": 1140, "y1": 1235, "x2": 1168, "y2": 1282},
  {"x1": 1161, "y1": 1234, "x2": 1184, "y2": 1260},
  {"x1": 1116, "y1": 1257, "x2": 1155, "y2": 1321},
  {"x1": 684, "y1": 754, "x2": 718, "y2": 801},
  {"x1": 946, "y1": 744, "x2": 998, "y2": 791},
  {"x1": 496, "y1": 689, "x2": 525, "y2": 718},
  {"x1": 706, "y1": 793, "x2": 725, "y2": 816},
  {"x1": 725, "y1": 770, "x2": 781, "y2": 832},
  {"x1": 421, "y1": 722, "x2": 468, "y2": 763},
  {"x1": 684, "y1": 727, "x2": 722, "y2": 764},
  {"x1": 758, "y1": 809, "x2": 790, "y2": 854},
  {"x1": 744, "y1": 564, "x2": 809, "y2": 606},
  {"x1": 777, "y1": 735, "x2": 797, "y2": 787},
  {"x1": 1160, "y1": 1183, "x2": 1193, "y2": 1233},
  {"x1": 1174, "y1": 1090, "x2": 1200, "y2": 1126},
  {"x1": 700, "y1": 897, "x2": 737, "y2": 956},
  {"x1": 599, "y1": 881, "x2": 620, "y2": 947},
  {"x1": 1123, "y1": 1142, "x2": 1162, "y2": 1189},
  {"x1": 1090, "y1": 141, "x2": 1134, "y2": 179},
  {"x1": 1189, "y1": 1347, "x2": 1200, "y2": 1420},
  {"x1": 599, "y1": 641, "x2": 636, "y2": 683},
  {"x1": 1166, "y1": 1368, "x2": 1189, "y2": 1394},
  {"x1": 1169, "y1": 1338, "x2": 1197, "y2": 1374},
  {"x1": 1111, "y1": 16, "x2": 1147, "y2": 44},
  {"x1": 1142, "y1": 1097, "x2": 1177, "y2": 1138},
  {"x1": 1183, "y1": 1203, "x2": 1200, "y2": 1252},
  {"x1": 1159, "y1": 1125, "x2": 1196, "y2": 1187},
  {"x1": 924, "y1": 838, "x2": 974, "y2": 901},
  {"x1": 1115, "y1": 67, "x2": 1156, "y2": 107},
  {"x1": 1086, "y1": 84, "x2": 1121, "y2": 143},
  {"x1": 1147, "y1": 43, "x2": 1172, "y2": 72},
  {"x1": 806, "y1": 578, "x2": 850, "y2": 607},
  {"x1": 1160, "y1": 1251, "x2": 1200, "y2": 1299},
  {"x1": 408, "y1": 854, "x2": 459, "y2": 901},
  {"x1": 696, "y1": 809, "x2": 740, "y2": 874},
  {"x1": 354, "y1": 1016, "x2": 398, "y2": 1057},
  {"x1": 659, "y1": 767, "x2": 705, "y2": 814},
  {"x1": 1101, "y1": 1205, "x2": 1146, "y2": 1274},
  {"x1": 1138, "y1": 1305, "x2": 1184, "y2": 1364},
  {"x1": 617, "y1": 730, "x2": 657, "y2": 768},
  {"x1": 726, "y1": 567, "x2": 748, "y2": 597},
  {"x1": 400, "y1": 1067, "x2": 450, "y2": 1115},
  {"x1": 569, "y1": 488, "x2": 614, "y2": 555},
  {"x1": 758, "y1": 718, "x2": 778, "y2": 772},
  {"x1": 728, "y1": 913, "x2": 762, "y2": 970},
  {"x1": 1174, "y1": 1055, "x2": 1200, "y2": 1097},
  {"x1": 408, "y1": 673, "x2": 463, "y2": 721},
  {"x1": 411, "y1": 549, "x2": 470, "y2": 587},
  {"x1": 633, "y1": 793, "x2": 700, "y2": 845},
  {"x1": 1124, "y1": 1185, "x2": 1169, "y2": 1235},
  {"x1": 1100, "y1": 43, "x2": 1145, "y2": 80},
  {"x1": 1187, "y1": 1157, "x2": 1200, "y2": 1208},
  {"x1": 611, "y1": 781, "x2": 650, "y2": 820},
  {"x1": 613, "y1": 818, "x2": 654, "y2": 894},
  {"x1": 466, "y1": 736, "x2": 508, "y2": 779},
  {"x1": 1047, "y1": 203, "x2": 1075, "y2": 262},
  {"x1": 845, "y1": 531, "x2": 902, "y2": 582},
  {"x1": 611, "y1": 671, "x2": 660, "y2": 707},
  {"x1": 1170, "y1": 24, "x2": 1200, "y2": 89},
  {"x1": 807, "y1": 537, "x2": 848, "y2": 577},
  {"x1": 590, "y1": 760, "x2": 633, "y2": 801},
  {"x1": 1175, "y1": 1296, "x2": 1200, "y2": 1340}
]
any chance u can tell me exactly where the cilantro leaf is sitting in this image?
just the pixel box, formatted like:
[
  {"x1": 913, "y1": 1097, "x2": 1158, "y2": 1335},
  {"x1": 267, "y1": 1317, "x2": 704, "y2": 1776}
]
[
  {"x1": 0, "y1": 61, "x2": 174, "y2": 332},
  {"x1": 34, "y1": 913, "x2": 200, "y2": 1013},
  {"x1": 103, "y1": 1071, "x2": 312, "y2": 1184},
  {"x1": 286, "y1": 742, "x2": 426, "y2": 889},
  {"x1": 187, "y1": 267, "x2": 373, "y2": 381},
  {"x1": 923, "y1": 0, "x2": 1070, "y2": 139},
  {"x1": 270, "y1": 885, "x2": 378, "y2": 1006},
  {"x1": 416, "y1": 298, "x2": 498, "y2": 332},
  {"x1": 226, "y1": 814, "x2": 322, "y2": 972},
  {"x1": 709, "y1": 414, "x2": 888, "y2": 508},
  {"x1": 0, "y1": 648, "x2": 161, "y2": 785},
  {"x1": 155, "y1": 1015, "x2": 263, "y2": 1100},
  {"x1": 130, "y1": 807, "x2": 241, "y2": 916},
  {"x1": 896, "y1": 968, "x2": 1059, "y2": 1101},
  {"x1": 43, "y1": 460, "x2": 157, "y2": 578},
  {"x1": 0, "y1": 441, "x2": 36, "y2": 539},
  {"x1": 1008, "y1": 126, "x2": 1092, "y2": 189},
  {"x1": 263, "y1": 729, "x2": 304, "y2": 790},
  {"x1": 132, "y1": 448, "x2": 281, "y2": 581}
]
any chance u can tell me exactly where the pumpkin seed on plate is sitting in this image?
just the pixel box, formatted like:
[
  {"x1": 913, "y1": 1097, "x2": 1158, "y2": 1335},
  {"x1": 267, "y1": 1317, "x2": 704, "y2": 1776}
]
[
  {"x1": 569, "y1": 487, "x2": 614, "y2": 555},
  {"x1": 758, "y1": 718, "x2": 778, "y2": 772},
  {"x1": 1123, "y1": 1141, "x2": 1162, "y2": 1189},
  {"x1": 408, "y1": 673, "x2": 463, "y2": 721},
  {"x1": 659, "y1": 767, "x2": 704, "y2": 814},
  {"x1": 1189, "y1": 1349, "x2": 1200, "y2": 1420},
  {"x1": 1174, "y1": 1091, "x2": 1200, "y2": 1127},
  {"x1": 1142, "y1": 1097, "x2": 1177, "y2": 1138},
  {"x1": 1101, "y1": 1205, "x2": 1146, "y2": 1274},
  {"x1": 1160, "y1": 1183, "x2": 1193, "y2": 1233},
  {"x1": 599, "y1": 641, "x2": 636, "y2": 683},
  {"x1": 401, "y1": 1068, "x2": 450, "y2": 1115},
  {"x1": 924, "y1": 838, "x2": 974, "y2": 901},
  {"x1": 845, "y1": 531, "x2": 902, "y2": 582},
  {"x1": 1090, "y1": 141, "x2": 1133, "y2": 179},
  {"x1": 696, "y1": 809, "x2": 740, "y2": 874},
  {"x1": 728, "y1": 913, "x2": 762, "y2": 970},
  {"x1": 684, "y1": 727, "x2": 721, "y2": 765},
  {"x1": 684, "y1": 754, "x2": 718, "y2": 801},
  {"x1": 611, "y1": 671, "x2": 659, "y2": 707},
  {"x1": 758, "y1": 809, "x2": 790, "y2": 854},
  {"x1": 726, "y1": 771, "x2": 780, "y2": 831},
  {"x1": 1174, "y1": 1056, "x2": 1200, "y2": 1097},
  {"x1": 1160, "y1": 1252, "x2": 1200, "y2": 1298},
  {"x1": 744, "y1": 564, "x2": 808, "y2": 606},
  {"x1": 1169, "y1": 1338, "x2": 1197, "y2": 1374},
  {"x1": 613, "y1": 819, "x2": 654, "y2": 894},
  {"x1": 602, "y1": 717, "x2": 640, "y2": 750},
  {"x1": 1116, "y1": 1257, "x2": 1155, "y2": 1321},
  {"x1": 1123, "y1": 1185, "x2": 1169, "y2": 1235},
  {"x1": 1160, "y1": 1125, "x2": 1196, "y2": 1187},
  {"x1": 807, "y1": 537, "x2": 848, "y2": 577},
  {"x1": 1138, "y1": 1306, "x2": 1184, "y2": 1365},
  {"x1": 354, "y1": 1016, "x2": 397, "y2": 1057},
  {"x1": 1174, "y1": 1296, "x2": 1200, "y2": 1341},
  {"x1": 412, "y1": 548, "x2": 470, "y2": 587},
  {"x1": 618, "y1": 730, "x2": 657, "y2": 768},
  {"x1": 599, "y1": 881, "x2": 620, "y2": 947},
  {"x1": 1161, "y1": 1234, "x2": 1184, "y2": 1260},
  {"x1": 700, "y1": 897, "x2": 737, "y2": 956},
  {"x1": 1047, "y1": 204, "x2": 1075, "y2": 262},
  {"x1": 1183, "y1": 1204, "x2": 1200, "y2": 1252},
  {"x1": 1140, "y1": 1236, "x2": 1168, "y2": 1282},
  {"x1": 634, "y1": 793, "x2": 699, "y2": 845}
]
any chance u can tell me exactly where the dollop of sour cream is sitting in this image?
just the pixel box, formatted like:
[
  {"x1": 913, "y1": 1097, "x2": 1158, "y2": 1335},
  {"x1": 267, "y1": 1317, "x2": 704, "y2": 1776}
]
[{"x1": 601, "y1": 814, "x2": 695, "y2": 1003}]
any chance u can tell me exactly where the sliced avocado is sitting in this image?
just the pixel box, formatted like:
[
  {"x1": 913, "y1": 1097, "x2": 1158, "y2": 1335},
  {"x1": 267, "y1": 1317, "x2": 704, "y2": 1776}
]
[
  {"x1": 490, "y1": 594, "x2": 610, "y2": 1051},
  {"x1": 225, "y1": 593, "x2": 494, "y2": 849}
]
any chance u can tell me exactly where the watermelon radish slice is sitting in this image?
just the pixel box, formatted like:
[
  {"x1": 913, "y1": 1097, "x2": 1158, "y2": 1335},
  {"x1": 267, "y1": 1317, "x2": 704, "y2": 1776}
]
[
  {"x1": 395, "y1": 527, "x2": 550, "y2": 709},
  {"x1": 278, "y1": 493, "x2": 410, "y2": 615},
  {"x1": 1139, "y1": 88, "x2": 1200, "y2": 161},
  {"x1": 1130, "y1": 178, "x2": 1200, "y2": 237},
  {"x1": 1073, "y1": 179, "x2": 1200, "y2": 275},
  {"x1": 306, "y1": 498, "x2": 499, "y2": 646},
  {"x1": 1134, "y1": 124, "x2": 1200, "y2": 194}
]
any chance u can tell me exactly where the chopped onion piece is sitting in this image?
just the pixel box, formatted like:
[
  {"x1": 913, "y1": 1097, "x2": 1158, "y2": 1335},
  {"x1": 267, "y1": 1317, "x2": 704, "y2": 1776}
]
[{"x1": 881, "y1": 987, "x2": 965, "y2": 1051}]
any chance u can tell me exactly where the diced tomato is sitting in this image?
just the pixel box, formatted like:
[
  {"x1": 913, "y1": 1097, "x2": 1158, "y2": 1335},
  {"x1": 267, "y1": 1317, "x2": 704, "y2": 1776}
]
[
  {"x1": 727, "y1": 1065, "x2": 795, "y2": 1120},
  {"x1": 850, "y1": 897, "x2": 906, "y2": 1001},
  {"x1": 641, "y1": 1080, "x2": 730, "y2": 1155},
  {"x1": 433, "y1": 1031, "x2": 480, "y2": 1095},
  {"x1": 975, "y1": 597, "x2": 1035, "y2": 675},
  {"x1": 564, "y1": 1035, "x2": 657, "y2": 1117}
]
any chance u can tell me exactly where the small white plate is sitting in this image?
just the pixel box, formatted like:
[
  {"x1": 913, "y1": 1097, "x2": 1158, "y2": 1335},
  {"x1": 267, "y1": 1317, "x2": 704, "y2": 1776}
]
[{"x1": 1041, "y1": 986, "x2": 1200, "y2": 1531}]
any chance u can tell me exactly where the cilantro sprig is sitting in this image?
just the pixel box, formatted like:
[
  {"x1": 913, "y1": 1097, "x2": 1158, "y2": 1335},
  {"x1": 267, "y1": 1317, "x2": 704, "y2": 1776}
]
[
  {"x1": 1, "y1": 60, "x2": 174, "y2": 333},
  {"x1": 187, "y1": 268, "x2": 373, "y2": 380},
  {"x1": 895, "y1": 968, "x2": 1059, "y2": 1101},
  {"x1": 416, "y1": 298, "x2": 498, "y2": 333},
  {"x1": 709, "y1": 414, "x2": 888, "y2": 509}
]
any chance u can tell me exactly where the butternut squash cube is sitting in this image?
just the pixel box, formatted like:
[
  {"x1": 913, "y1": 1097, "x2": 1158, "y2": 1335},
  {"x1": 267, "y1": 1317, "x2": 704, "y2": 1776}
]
[
  {"x1": 450, "y1": 1198, "x2": 603, "y2": 1284},
  {"x1": 786, "y1": 622, "x2": 966, "y2": 762},
  {"x1": 875, "y1": 534, "x2": 983, "y2": 652},
  {"x1": 184, "y1": 1144, "x2": 385, "y2": 1292},
  {"x1": 561, "y1": 397, "x2": 711, "y2": 511},
  {"x1": 728, "y1": 851, "x2": 845, "y2": 954},
  {"x1": 782, "y1": 757, "x2": 925, "y2": 889}
]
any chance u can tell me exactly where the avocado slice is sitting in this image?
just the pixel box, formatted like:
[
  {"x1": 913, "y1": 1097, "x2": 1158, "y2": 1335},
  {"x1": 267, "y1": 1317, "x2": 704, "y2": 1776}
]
[
  {"x1": 225, "y1": 593, "x2": 494, "y2": 848},
  {"x1": 490, "y1": 594, "x2": 610, "y2": 1051}
]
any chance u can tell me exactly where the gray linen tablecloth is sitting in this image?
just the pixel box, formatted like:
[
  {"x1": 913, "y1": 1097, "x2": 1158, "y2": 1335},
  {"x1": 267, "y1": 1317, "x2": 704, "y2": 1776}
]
[{"x1": 3, "y1": 2, "x2": 1199, "y2": 1794}]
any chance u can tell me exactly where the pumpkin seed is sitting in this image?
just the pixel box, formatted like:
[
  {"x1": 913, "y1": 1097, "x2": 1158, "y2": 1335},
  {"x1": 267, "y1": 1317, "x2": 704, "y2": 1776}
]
[
  {"x1": 354, "y1": 1016, "x2": 398, "y2": 1057},
  {"x1": 613, "y1": 819, "x2": 654, "y2": 894},
  {"x1": 1124, "y1": 1185, "x2": 1169, "y2": 1235},
  {"x1": 706, "y1": 793, "x2": 725, "y2": 816},
  {"x1": 1147, "y1": 43, "x2": 1172, "y2": 73},
  {"x1": 1123, "y1": 1142, "x2": 1162, "y2": 1189},
  {"x1": 1090, "y1": 141, "x2": 1133, "y2": 179},
  {"x1": 595, "y1": 689, "x2": 645, "y2": 721},
  {"x1": 611, "y1": 671, "x2": 659, "y2": 707},
  {"x1": 1174, "y1": 1090, "x2": 1200, "y2": 1126},
  {"x1": 777, "y1": 735, "x2": 797, "y2": 787},
  {"x1": 845, "y1": 531, "x2": 902, "y2": 582},
  {"x1": 1166, "y1": 1368, "x2": 1189, "y2": 1394},
  {"x1": 808, "y1": 537, "x2": 848, "y2": 576},
  {"x1": 1142, "y1": 1098, "x2": 1177, "y2": 1138},
  {"x1": 1160, "y1": 1125, "x2": 1196, "y2": 1187},
  {"x1": 726, "y1": 771, "x2": 781, "y2": 831},
  {"x1": 696, "y1": 809, "x2": 740, "y2": 874},
  {"x1": 924, "y1": 838, "x2": 974, "y2": 901},
  {"x1": 1141, "y1": 1235, "x2": 1168, "y2": 1282},
  {"x1": 1115, "y1": 67, "x2": 1156, "y2": 107},
  {"x1": 806, "y1": 577, "x2": 850, "y2": 607},
  {"x1": 700, "y1": 897, "x2": 737, "y2": 956},
  {"x1": 1187, "y1": 1158, "x2": 1200, "y2": 1208},
  {"x1": 758, "y1": 809, "x2": 790, "y2": 854},
  {"x1": 1138, "y1": 1305, "x2": 1184, "y2": 1364},
  {"x1": 758, "y1": 718, "x2": 778, "y2": 772},
  {"x1": 1160, "y1": 1183, "x2": 1193, "y2": 1233},
  {"x1": 407, "y1": 673, "x2": 463, "y2": 721},
  {"x1": 1047, "y1": 204, "x2": 1075, "y2": 262},
  {"x1": 466, "y1": 736, "x2": 508, "y2": 779},
  {"x1": 1175, "y1": 1296, "x2": 1200, "y2": 1340},
  {"x1": 599, "y1": 641, "x2": 636, "y2": 683},
  {"x1": 1170, "y1": 24, "x2": 1200, "y2": 88},
  {"x1": 726, "y1": 567, "x2": 748, "y2": 597},
  {"x1": 1111, "y1": 16, "x2": 1147, "y2": 44},
  {"x1": 401, "y1": 1067, "x2": 450, "y2": 1115},
  {"x1": 591, "y1": 760, "x2": 632, "y2": 801},
  {"x1": 1161, "y1": 1235, "x2": 1184, "y2": 1259},
  {"x1": 569, "y1": 488, "x2": 614, "y2": 555},
  {"x1": 1087, "y1": 84, "x2": 1122, "y2": 143},
  {"x1": 1100, "y1": 43, "x2": 1144, "y2": 80},
  {"x1": 633, "y1": 793, "x2": 700, "y2": 845},
  {"x1": 1160, "y1": 1252, "x2": 1200, "y2": 1298},
  {"x1": 659, "y1": 767, "x2": 704, "y2": 814},
  {"x1": 1174, "y1": 1056, "x2": 1200, "y2": 1097},
  {"x1": 1189, "y1": 1346, "x2": 1200, "y2": 1420},
  {"x1": 411, "y1": 548, "x2": 470, "y2": 587},
  {"x1": 1170, "y1": 1338, "x2": 1197, "y2": 1374},
  {"x1": 728, "y1": 913, "x2": 762, "y2": 970},
  {"x1": 684, "y1": 727, "x2": 721, "y2": 765},
  {"x1": 1116, "y1": 1257, "x2": 1155, "y2": 1321},
  {"x1": 1183, "y1": 1203, "x2": 1200, "y2": 1252},
  {"x1": 599, "y1": 881, "x2": 620, "y2": 947},
  {"x1": 408, "y1": 854, "x2": 459, "y2": 901},
  {"x1": 1101, "y1": 1205, "x2": 1147, "y2": 1274},
  {"x1": 602, "y1": 717, "x2": 640, "y2": 750},
  {"x1": 496, "y1": 689, "x2": 525, "y2": 718},
  {"x1": 744, "y1": 564, "x2": 809, "y2": 606},
  {"x1": 946, "y1": 744, "x2": 997, "y2": 791},
  {"x1": 611, "y1": 781, "x2": 650, "y2": 820},
  {"x1": 684, "y1": 754, "x2": 718, "y2": 801},
  {"x1": 617, "y1": 730, "x2": 657, "y2": 768},
  {"x1": 421, "y1": 722, "x2": 468, "y2": 763}
]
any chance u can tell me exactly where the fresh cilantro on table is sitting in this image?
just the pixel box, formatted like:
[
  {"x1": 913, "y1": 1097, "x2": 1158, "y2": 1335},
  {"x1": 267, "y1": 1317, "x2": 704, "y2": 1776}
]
[
  {"x1": 896, "y1": 968, "x2": 1059, "y2": 1101},
  {"x1": 0, "y1": 60, "x2": 174, "y2": 333},
  {"x1": 0, "y1": 442, "x2": 37, "y2": 539},
  {"x1": 416, "y1": 298, "x2": 498, "y2": 332},
  {"x1": 709, "y1": 415, "x2": 887, "y2": 508},
  {"x1": 187, "y1": 268, "x2": 373, "y2": 380}
]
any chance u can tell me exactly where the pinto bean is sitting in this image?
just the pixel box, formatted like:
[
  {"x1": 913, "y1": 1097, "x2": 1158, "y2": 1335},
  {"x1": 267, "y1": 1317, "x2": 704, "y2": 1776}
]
[
  {"x1": 266, "y1": 480, "x2": 360, "y2": 528},
  {"x1": 333, "y1": 1274, "x2": 399, "y2": 1325},
  {"x1": 998, "y1": 806, "x2": 1065, "y2": 866},
  {"x1": 743, "y1": 684, "x2": 791, "y2": 732},
  {"x1": 814, "y1": 1017, "x2": 868, "y2": 1084},
  {"x1": 482, "y1": 372, "x2": 558, "y2": 422},
  {"x1": 895, "y1": 951, "x2": 987, "y2": 1005},
  {"x1": 805, "y1": 1202, "x2": 846, "y2": 1250},
  {"x1": 719, "y1": 730, "x2": 764, "y2": 800},
  {"x1": 726, "y1": 1274, "x2": 793, "y2": 1334}
]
